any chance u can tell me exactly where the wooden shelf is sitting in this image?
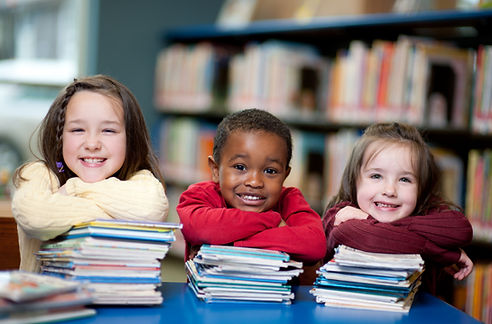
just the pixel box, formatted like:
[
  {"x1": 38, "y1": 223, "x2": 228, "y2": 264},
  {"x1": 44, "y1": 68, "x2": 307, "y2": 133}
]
[{"x1": 0, "y1": 199, "x2": 20, "y2": 270}]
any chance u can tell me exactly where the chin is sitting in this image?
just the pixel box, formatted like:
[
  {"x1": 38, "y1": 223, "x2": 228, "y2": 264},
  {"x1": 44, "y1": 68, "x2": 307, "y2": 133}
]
[
  {"x1": 237, "y1": 205, "x2": 265, "y2": 213},
  {"x1": 77, "y1": 174, "x2": 107, "y2": 183}
]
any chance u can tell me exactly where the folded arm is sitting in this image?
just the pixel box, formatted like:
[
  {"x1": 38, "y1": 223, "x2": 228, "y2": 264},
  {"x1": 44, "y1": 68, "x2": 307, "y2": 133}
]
[
  {"x1": 12, "y1": 163, "x2": 111, "y2": 240},
  {"x1": 323, "y1": 202, "x2": 472, "y2": 265},
  {"x1": 234, "y1": 188, "x2": 327, "y2": 263},
  {"x1": 64, "y1": 170, "x2": 168, "y2": 222},
  {"x1": 177, "y1": 182, "x2": 282, "y2": 246},
  {"x1": 13, "y1": 163, "x2": 168, "y2": 241}
]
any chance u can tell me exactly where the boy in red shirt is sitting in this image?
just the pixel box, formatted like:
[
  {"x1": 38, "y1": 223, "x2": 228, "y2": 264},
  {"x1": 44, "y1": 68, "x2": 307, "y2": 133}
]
[{"x1": 177, "y1": 109, "x2": 326, "y2": 267}]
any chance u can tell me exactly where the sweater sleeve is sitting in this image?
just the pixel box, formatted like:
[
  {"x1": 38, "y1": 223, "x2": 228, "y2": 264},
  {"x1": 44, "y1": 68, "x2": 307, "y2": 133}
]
[
  {"x1": 63, "y1": 169, "x2": 168, "y2": 222},
  {"x1": 12, "y1": 162, "x2": 112, "y2": 241},
  {"x1": 176, "y1": 182, "x2": 282, "y2": 246},
  {"x1": 402, "y1": 207, "x2": 473, "y2": 248},
  {"x1": 322, "y1": 201, "x2": 469, "y2": 265},
  {"x1": 234, "y1": 187, "x2": 327, "y2": 264},
  {"x1": 327, "y1": 218, "x2": 461, "y2": 265}
]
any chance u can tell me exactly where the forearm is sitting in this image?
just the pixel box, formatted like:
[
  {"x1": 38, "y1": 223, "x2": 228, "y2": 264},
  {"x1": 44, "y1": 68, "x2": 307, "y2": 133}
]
[
  {"x1": 236, "y1": 188, "x2": 327, "y2": 263},
  {"x1": 404, "y1": 210, "x2": 473, "y2": 247},
  {"x1": 234, "y1": 223, "x2": 326, "y2": 263},
  {"x1": 329, "y1": 220, "x2": 461, "y2": 265},
  {"x1": 178, "y1": 205, "x2": 281, "y2": 246},
  {"x1": 64, "y1": 170, "x2": 168, "y2": 222},
  {"x1": 12, "y1": 191, "x2": 111, "y2": 241}
]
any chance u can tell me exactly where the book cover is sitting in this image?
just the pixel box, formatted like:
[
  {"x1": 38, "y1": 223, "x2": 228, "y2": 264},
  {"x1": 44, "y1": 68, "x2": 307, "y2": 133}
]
[{"x1": 0, "y1": 271, "x2": 82, "y2": 303}]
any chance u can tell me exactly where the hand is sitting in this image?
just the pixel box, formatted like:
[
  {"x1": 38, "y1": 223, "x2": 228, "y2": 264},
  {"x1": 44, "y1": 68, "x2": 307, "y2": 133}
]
[
  {"x1": 58, "y1": 185, "x2": 68, "y2": 196},
  {"x1": 444, "y1": 249, "x2": 473, "y2": 280},
  {"x1": 334, "y1": 206, "x2": 368, "y2": 226}
]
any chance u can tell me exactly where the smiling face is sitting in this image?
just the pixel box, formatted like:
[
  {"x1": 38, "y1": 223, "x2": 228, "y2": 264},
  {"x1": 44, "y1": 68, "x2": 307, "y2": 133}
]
[
  {"x1": 62, "y1": 90, "x2": 127, "y2": 183},
  {"x1": 209, "y1": 130, "x2": 291, "y2": 213},
  {"x1": 356, "y1": 141, "x2": 418, "y2": 223}
]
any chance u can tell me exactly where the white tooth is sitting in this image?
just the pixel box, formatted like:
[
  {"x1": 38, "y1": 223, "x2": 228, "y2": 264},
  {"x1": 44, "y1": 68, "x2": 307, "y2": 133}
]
[
  {"x1": 84, "y1": 158, "x2": 103, "y2": 163},
  {"x1": 244, "y1": 195, "x2": 260, "y2": 200},
  {"x1": 377, "y1": 202, "x2": 396, "y2": 208}
]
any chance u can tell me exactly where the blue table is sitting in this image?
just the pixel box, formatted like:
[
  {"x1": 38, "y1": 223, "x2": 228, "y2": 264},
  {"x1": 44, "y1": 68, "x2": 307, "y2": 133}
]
[{"x1": 71, "y1": 283, "x2": 480, "y2": 324}]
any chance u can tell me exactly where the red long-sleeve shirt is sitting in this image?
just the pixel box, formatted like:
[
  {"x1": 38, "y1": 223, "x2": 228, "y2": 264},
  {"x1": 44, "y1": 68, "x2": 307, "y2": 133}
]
[
  {"x1": 177, "y1": 181, "x2": 326, "y2": 263},
  {"x1": 322, "y1": 201, "x2": 473, "y2": 265}
]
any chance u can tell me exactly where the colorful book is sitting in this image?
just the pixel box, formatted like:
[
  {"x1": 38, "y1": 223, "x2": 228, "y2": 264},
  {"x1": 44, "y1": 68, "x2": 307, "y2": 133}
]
[
  {"x1": 311, "y1": 245, "x2": 424, "y2": 313},
  {"x1": 186, "y1": 245, "x2": 303, "y2": 304}
]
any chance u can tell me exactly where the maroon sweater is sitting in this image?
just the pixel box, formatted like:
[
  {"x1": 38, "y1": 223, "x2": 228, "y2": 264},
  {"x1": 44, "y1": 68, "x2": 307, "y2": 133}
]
[
  {"x1": 177, "y1": 181, "x2": 327, "y2": 263},
  {"x1": 322, "y1": 201, "x2": 473, "y2": 293}
]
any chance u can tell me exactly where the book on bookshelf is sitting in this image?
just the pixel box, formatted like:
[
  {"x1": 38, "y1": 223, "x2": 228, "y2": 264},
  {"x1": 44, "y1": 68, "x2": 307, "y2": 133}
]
[
  {"x1": 158, "y1": 116, "x2": 215, "y2": 185},
  {"x1": 465, "y1": 149, "x2": 492, "y2": 241},
  {"x1": 471, "y1": 45, "x2": 492, "y2": 134}
]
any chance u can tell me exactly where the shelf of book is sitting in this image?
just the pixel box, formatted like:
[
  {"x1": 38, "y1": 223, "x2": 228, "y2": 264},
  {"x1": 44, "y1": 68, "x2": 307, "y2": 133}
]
[{"x1": 154, "y1": 8, "x2": 492, "y2": 319}]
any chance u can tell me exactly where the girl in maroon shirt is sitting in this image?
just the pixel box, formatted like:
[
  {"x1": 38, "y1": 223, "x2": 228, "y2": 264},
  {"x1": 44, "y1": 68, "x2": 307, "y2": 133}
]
[{"x1": 322, "y1": 122, "x2": 473, "y2": 293}]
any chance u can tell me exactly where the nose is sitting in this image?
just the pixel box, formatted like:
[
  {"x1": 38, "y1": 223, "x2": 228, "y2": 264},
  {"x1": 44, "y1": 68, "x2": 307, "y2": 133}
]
[
  {"x1": 84, "y1": 133, "x2": 102, "y2": 151},
  {"x1": 383, "y1": 180, "x2": 396, "y2": 197},
  {"x1": 245, "y1": 170, "x2": 263, "y2": 188}
]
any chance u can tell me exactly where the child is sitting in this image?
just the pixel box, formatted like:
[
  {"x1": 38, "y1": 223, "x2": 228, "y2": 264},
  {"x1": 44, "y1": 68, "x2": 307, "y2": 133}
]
[
  {"x1": 11, "y1": 75, "x2": 169, "y2": 272},
  {"x1": 177, "y1": 108, "x2": 326, "y2": 265},
  {"x1": 322, "y1": 122, "x2": 473, "y2": 293}
]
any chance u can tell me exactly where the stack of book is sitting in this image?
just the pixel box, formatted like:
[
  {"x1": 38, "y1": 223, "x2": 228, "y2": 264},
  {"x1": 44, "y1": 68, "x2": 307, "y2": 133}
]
[
  {"x1": 186, "y1": 245, "x2": 303, "y2": 304},
  {"x1": 37, "y1": 219, "x2": 182, "y2": 305},
  {"x1": 0, "y1": 271, "x2": 95, "y2": 323},
  {"x1": 310, "y1": 245, "x2": 425, "y2": 312}
]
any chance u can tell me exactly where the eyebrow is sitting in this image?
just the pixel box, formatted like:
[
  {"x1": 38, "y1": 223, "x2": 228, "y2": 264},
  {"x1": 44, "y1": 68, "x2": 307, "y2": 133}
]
[
  {"x1": 65, "y1": 119, "x2": 122, "y2": 125},
  {"x1": 227, "y1": 154, "x2": 285, "y2": 166},
  {"x1": 365, "y1": 167, "x2": 416, "y2": 176}
]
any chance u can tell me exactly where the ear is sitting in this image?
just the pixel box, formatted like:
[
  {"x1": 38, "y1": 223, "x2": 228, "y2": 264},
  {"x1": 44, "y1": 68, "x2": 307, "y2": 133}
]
[
  {"x1": 208, "y1": 156, "x2": 220, "y2": 183},
  {"x1": 284, "y1": 166, "x2": 291, "y2": 181}
]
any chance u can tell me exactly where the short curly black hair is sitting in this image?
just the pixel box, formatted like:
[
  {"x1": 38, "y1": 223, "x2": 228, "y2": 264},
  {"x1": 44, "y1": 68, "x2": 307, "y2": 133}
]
[{"x1": 213, "y1": 109, "x2": 292, "y2": 169}]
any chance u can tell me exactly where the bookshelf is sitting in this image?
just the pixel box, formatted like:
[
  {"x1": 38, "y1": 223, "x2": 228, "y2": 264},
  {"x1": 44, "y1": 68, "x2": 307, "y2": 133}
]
[{"x1": 154, "y1": 9, "x2": 492, "y2": 321}]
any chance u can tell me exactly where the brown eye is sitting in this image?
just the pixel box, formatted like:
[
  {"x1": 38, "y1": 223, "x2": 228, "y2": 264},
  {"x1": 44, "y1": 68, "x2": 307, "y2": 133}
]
[
  {"x1": 233, "y1": 164, "x2": 246, "y2": 171},
  {"x1": 264, "y1": 168, "x2": 277, "y2": 175}
]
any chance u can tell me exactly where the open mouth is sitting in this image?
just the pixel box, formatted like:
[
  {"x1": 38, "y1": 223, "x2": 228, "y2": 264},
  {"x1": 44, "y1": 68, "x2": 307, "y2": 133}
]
[
  {"x1": 375, "y1": 202, "x2": 399, "y2": 208},
  {"x1": 237, "y1": 193, "x2": 266, "y2": 201},
  {"x1": 81, "y1": 158, "x2": 106, "y2": 164}
]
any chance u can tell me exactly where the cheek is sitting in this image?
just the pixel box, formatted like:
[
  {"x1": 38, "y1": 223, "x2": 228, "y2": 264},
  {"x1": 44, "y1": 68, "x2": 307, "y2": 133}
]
[
  {"x1": 268, "y1": 178, "x2": 285, "y2": 195},
  {"x1": 111, "y1": 136, "x2": 127, "y2": 156},
  {"x1": 61, "y1": 136, "x2": 75, "y2": 158}
]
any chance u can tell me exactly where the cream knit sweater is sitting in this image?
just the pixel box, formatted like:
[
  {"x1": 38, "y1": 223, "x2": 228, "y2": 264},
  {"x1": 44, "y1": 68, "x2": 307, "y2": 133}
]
[{"x1": 11, "y1": 162, "x2": 169, "y2": 272}]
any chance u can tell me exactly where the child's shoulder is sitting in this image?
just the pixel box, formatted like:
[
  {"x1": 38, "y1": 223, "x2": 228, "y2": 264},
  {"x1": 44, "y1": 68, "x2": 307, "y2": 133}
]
[
  {"x1": 280, "y1": 186, "x2": 309, "y2": 198},
  {"x1": 129, "y1": 169, "x2": 157, "y2": 180},
  {"x1": 19, "y1": 161, "x2": 51, "y2": 177},
  {"x1": 187, "y1": 181, "x2": 218, "y2": 192}
]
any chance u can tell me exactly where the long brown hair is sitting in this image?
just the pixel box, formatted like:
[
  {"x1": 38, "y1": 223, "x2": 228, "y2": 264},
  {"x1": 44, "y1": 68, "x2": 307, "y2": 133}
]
[
  {"x1": 326, "y1": 122, "x2": 444, "y2": 216},
  {"x1": 13, "y1": 75, "x2": 165, "y2": 188}
]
